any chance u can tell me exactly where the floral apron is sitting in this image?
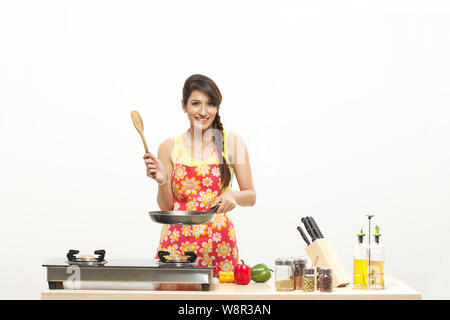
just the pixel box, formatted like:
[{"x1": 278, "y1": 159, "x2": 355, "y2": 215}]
[{"x1": 155, "y1": 129, "x2": 238, "y2": 274}]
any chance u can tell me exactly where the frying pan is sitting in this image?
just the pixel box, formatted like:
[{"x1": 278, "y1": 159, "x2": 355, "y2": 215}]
[{"x1": 148, "y1": 205, "x2": 219, "y2": 225}]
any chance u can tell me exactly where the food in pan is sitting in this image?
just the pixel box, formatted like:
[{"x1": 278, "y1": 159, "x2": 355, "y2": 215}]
[{"x1": 78, "y1": 254, "x2": 96, "y2": 261}]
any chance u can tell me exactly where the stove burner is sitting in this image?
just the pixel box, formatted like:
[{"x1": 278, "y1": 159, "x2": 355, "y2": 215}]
[
  {"x1": 66, "y1": 249, "x2": 107, "y2": 266},
  {"x1": 157, "y1": 251, "x2": 197, "y2": 267}
]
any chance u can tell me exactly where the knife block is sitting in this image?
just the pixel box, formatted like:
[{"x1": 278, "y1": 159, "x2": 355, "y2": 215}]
[{"x1": 305, "y1": 238, "x2": 351, "y2": 287}]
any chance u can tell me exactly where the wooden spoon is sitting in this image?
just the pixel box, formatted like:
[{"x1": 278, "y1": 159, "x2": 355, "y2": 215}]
[{"x1": 130, "y1": 110, "x2": 149, "y2": 153}]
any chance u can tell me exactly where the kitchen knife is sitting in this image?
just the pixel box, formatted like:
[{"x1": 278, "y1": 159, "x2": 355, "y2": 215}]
[
  {"x1": 304, "y1": 217, "x2": 320, "y2": 240},
  {"x1": 308, "y1": 216, "x2": 324, "y2": 238},
  {"x1": 301, "y1": 217, "x2": 317, "y2": 242},
  {"x1": 297, "y1": 226, "x2": 311, "y2": 246},
  {"x1": 305, "y1": 217, "x2": 317, "y2": 239}
]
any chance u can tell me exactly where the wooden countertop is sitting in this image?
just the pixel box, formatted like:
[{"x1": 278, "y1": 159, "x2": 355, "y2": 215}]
[{"x1": 41, "y1": 275, "x2": 420, "y2": 300}]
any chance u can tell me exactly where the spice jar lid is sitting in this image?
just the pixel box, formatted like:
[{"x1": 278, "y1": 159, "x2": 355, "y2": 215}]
[
  {"x1": 303, "y1": 268, "x2": 315, "y2": 275},
  {"x1": 321, "y1": 267, "x2": 333, "y2": 276},
  {"x1": 291, "y1": 256, "x2": 307, "y2": 265},
  {"x1": 275, "y1": 258, "x2": 293, "y2": 265},
  {"x1": 316, "y1": 266, "x2": 323, "y2": 274}
]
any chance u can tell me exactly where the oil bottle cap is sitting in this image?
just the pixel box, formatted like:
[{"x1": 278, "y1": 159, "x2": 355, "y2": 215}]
[
  {"x1": 357, "y1": 228, "x2": 365, "y2": 237},
  {"x1": 374, "y1": 225, "x2": 381, "y2": 244},
  {"x1": 374, "y1": 225, "x2": 381, "y2": 237},
  {"x1": 357, "y1": 228, "x2": 365, "y2": 243}
]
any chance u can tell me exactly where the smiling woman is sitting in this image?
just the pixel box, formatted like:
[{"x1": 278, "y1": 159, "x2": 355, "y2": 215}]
[{"x1": 143, "y1": 74, "x2": 256, "y2": 274}]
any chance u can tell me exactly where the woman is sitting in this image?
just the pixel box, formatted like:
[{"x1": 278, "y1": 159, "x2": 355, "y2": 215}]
[{"x1": 143, "y1": 74, "x2": 256, "y2": 274}]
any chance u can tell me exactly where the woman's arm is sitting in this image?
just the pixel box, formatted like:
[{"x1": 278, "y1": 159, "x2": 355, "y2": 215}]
[
  {"x1": 143, "y1": 138, "x2": 175, "y2": 211},
  {"x1": 156, "y1": 138, "x2": 175, "y2": 210},
  {"x1": 209, "y1": 131, "x2": 256, "y2": 213},
  {"x1": 229, "y1": 132, "x2": 256, "y2": 207}
]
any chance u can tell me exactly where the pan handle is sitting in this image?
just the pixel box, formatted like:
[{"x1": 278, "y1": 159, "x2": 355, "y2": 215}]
[{"x1": 204, "y1": 205, "x2": 219, "y2": 213}]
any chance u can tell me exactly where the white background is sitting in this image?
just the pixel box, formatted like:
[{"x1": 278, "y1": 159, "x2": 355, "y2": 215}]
[{"x1": 1, "y1": 0, "x2": 449, "y2": 299}]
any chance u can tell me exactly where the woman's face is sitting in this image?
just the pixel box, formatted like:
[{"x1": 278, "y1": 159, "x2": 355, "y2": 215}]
[{"x1": 182, "y1": 90, "x2": 218, "y2": 131}]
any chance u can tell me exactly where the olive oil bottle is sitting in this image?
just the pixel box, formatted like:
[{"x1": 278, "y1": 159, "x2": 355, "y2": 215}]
[
  {"x1": 368, "y1": 226, "x2": 385, "y2": 289},
  {"x1": 353, "y1": 229, "x2": 368, "y2": 289}
]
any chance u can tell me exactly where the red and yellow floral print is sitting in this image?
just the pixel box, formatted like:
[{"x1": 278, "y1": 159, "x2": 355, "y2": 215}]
[
  {"x1": 202, "y1": 176, "x2": 213, "y2": 187},
  {"x1": 181, "y1": 225, "x2": 192, "y2": 237},
  {"x1": 216, "y1": 241, "x2": 232, "y2": 258},
  {"x1": 155, "y1": 131, "x2": 239, "y2": 274},
  {"x1": 197, "y1": 188, "x2": 218, "y2": 209},
  {"x1": 180, "y1": 177, "x2": 201, "y2": 195},
  {"x1": 212, "y1": 214, "x2": 227, "y2": 231},
  {"x1": 211, "y1": 167, "x2": 220, "y2": 177},
  {"x1": 186, "y1": 198, "x2": 198, "y2": 211},
  {"x1": 195, "y1": 164, "x2": 210, "y2": 177},
  {"x1": 192, "y1": 224, "x2": 208, "y2": 239},
  {"x1": 180, "y1": 241, "x2": 199, "y2": 254},
  {"x1": 199, "y1": 239, "x2": 213, "y2": 255},
  {"x1": 200, "y1": 254, "x2": 215, "y2": 267},
  {"x1": 170, "y1": 229, "x2": 180, "y2": 242},
  {"x1": 220, "y1": 259, "x2": 234, "y2": 272},
  {"x1": 174, "y1": 165, "x2": 187, "y2": 180}
]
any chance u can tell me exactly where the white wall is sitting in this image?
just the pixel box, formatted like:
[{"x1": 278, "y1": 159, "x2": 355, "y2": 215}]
[{"x1": 1, "y1": 0, "x2": 449, "y2": 299}]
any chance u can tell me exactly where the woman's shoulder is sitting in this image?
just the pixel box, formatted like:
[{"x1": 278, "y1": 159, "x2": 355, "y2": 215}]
[
  {"x1": 225, "y1": 130, "x2": 245, "y2": 145},
  {"x1": 158, "y1": 136, "x2": 177, "y2": 163},
  {"x1": 159, "y1": 131, "x2": 186, "y2": 148},
  {"x1": 159, "y1": 136, "x2": 175, "y2": 149}
]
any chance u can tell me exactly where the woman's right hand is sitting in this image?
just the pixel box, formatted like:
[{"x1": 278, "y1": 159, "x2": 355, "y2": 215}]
[{"x1": 143, "y1": 152, "x2": 168, "y2": 183}]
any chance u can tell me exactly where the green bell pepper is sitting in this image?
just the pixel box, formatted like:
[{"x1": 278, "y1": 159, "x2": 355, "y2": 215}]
[{"x1": 251, "y1": 263, "x2": 273, "y2": 283}]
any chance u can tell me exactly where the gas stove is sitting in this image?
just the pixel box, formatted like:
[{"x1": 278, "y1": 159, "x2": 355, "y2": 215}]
[
  {"x1": 43, "y1": 250, "x2": 214, "y2": 291},
  {"x1": 66, "y1": 249, "x2": 107, "y2": 266}
]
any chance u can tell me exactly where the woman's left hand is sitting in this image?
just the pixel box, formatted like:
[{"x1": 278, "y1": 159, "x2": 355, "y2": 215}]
[{"x1": 210, "y1": 191, "x2": 237, "y2": 213}]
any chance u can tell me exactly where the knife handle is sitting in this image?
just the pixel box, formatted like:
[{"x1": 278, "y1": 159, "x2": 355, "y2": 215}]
[
  {"x1": 306, "y1": 216, "x2": 320, "y2": 239},
  {"x1": 301, "y1": 217, "x2": 317, "y2": 242},
  {"x1": 297, "y1": 226, "x2": 311, "y2": 246},
  {"x1": 308, "y1": 216, "x2": 324, "y2": 238}
]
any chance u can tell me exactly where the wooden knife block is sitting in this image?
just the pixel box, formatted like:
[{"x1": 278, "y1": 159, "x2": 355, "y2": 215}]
[{"x1": 305, "y1": 238, "x2": 351, "y2": 287}]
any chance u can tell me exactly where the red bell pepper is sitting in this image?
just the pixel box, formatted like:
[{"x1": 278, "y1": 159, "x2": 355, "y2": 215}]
[{"x1": 234, "y1": 259, "x2": 251, "y2": 285}]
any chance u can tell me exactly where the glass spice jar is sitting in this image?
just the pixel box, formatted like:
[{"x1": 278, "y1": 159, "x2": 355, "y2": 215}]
[
  {"x1": 291, "y1": 256, "x2": 307, "y2": 290},
  {"x1": 275, "y1": 258, "x2": 294, "y2": 291},
  {"x1": 320, "y1": 268, "x2": 333, "y2": 292},
  {"x1": 316, "y1": 267, "x2": 323, "y2": 290},
  {"x1": 302, "y1": 268, "x2": 316, "y2": 292}
]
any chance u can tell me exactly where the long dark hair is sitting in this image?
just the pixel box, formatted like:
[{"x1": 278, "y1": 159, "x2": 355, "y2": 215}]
[{"x1": 182, "y1": 74, "x2": 232, "y2": 191}]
